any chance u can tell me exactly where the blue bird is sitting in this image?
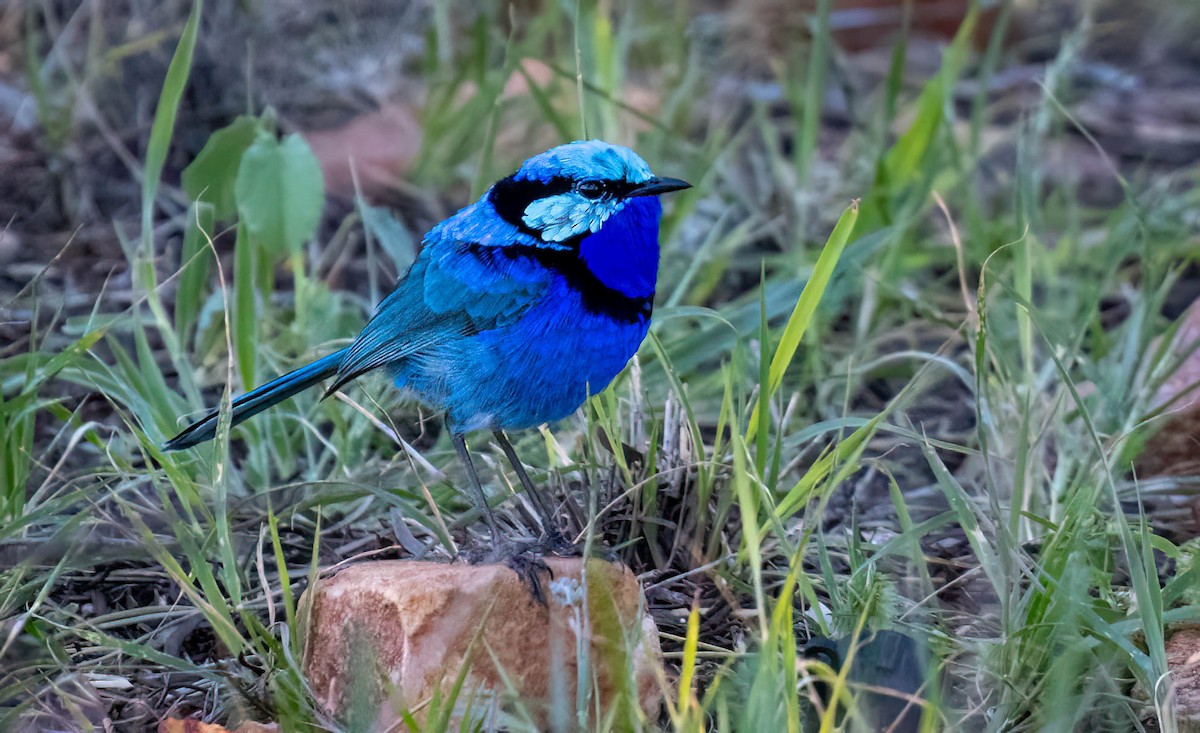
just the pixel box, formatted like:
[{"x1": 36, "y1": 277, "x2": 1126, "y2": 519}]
[{"x1": 165, "y1": 140, "x2": 690, "y2": 550}]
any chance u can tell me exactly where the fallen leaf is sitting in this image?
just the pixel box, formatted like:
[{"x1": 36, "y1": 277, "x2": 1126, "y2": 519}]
[
  {"x1": 158, "y1": 719, "x2": 229, "y2": 733},
  {"x1": 303, "y1": 101, "x2": 421, "y2": 201},
  {"x1": 158, "y1": 718, "x2": 279, "y2": 733}
]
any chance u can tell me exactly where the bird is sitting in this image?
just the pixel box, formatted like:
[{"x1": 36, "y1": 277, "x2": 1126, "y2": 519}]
[{"x1": 164, "y1": 139, "x2": 690, "y2": 555}]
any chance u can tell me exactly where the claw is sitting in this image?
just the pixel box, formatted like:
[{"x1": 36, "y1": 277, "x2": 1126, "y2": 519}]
[
  {"x1": 459, "y1": 531, "x2": 617, "y2": 604},
  {"x1": 506, "y1": 552, "x2": 552, "y2": 605},
  {"x1": 461, "y1": 539, "x2": 554, "y2": 605}
]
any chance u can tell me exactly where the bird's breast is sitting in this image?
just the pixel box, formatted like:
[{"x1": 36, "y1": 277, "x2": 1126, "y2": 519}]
[
  {"x1": 463, "y1": 195, "x2": 662, "y2": 325},
  {"x1": 406, "y1": 277, "x2": 650, "y2": 433},
  {"x1": 451, "y1": 284, "x2": 651, "y2": 430},
  {"x1": 574, "y1": 196, "x2": 662, "y2": 304}
]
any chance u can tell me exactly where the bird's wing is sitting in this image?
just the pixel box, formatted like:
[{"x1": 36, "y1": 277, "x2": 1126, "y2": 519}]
[{"x1": 329, "y1": 241, "x2": 549, "y2": 390}]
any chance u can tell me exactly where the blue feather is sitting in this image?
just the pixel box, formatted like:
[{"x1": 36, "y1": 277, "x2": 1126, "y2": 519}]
[
  {"x1": 163, "y1": 349, "x2": 348, "y2": 450},
  {"x1": 165, "y1": 140, "x2": 689, "y2": 450}
]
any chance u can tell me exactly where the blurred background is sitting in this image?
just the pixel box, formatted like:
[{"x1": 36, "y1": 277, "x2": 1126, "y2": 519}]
[
  {"x1": 3, "y1": 0, "x2": 1200, "y2": 731},
  {"x1": 3, "y1": 0, "x2": 1197, "y2": 304}
]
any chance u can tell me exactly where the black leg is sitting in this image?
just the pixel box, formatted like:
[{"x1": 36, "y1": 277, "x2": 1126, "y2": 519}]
[
  {"x1": 493, "y1": 430, "x2": 560, "y2": 536},
  {"x1": 452, "y1": 432, "x2": 502, "y2": 541}
]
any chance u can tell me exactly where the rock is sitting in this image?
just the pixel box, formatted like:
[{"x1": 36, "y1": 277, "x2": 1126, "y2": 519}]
[
  {"x1": 157, "y1": 721, "x2": 225, "y2": 733},
  {"x1": 1167, "y1": 625, "x2": 1200, "y2": 732},
  {"x1": 1112, "y1": 299, "x2": 1200, "y2": 537},
  {"x1": 301, "y1": 557, "x2": 662, "y2": 731},
  {"x1": 1137, "y1": 300, "x2": 1200, "y2": 478}
]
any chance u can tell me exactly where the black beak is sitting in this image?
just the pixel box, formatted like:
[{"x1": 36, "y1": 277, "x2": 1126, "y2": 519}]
[{"x1": 628, "y1": 176, "x2": 692, "y2": 197}]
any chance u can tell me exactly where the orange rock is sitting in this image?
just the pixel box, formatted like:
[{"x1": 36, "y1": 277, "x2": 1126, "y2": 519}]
[
  {"x1": 720, "y1": 0, "x2": 1007, "y2": 63},
  {"x1": 502, "y1": 58, "x2": 555, "y2": 98},
  {"x1": 1165, "y1": 625, "x2": 1200, "y2": 730},
  {"x1": 1138, "y1": 301, "x2": 1200, "y2": 478},
  {"x1": 301, "y1": 557, "x2": 662, "y2": 731},
  {"x1": 827, "y1": 0, "x2": 1002, "y2": 51}
]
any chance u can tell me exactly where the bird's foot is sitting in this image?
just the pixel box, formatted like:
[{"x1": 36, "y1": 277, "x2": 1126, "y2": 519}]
[
  {"x1": 462, "y1": 538, "x2": 553, "y2": 605},
  {"x1": 505, "y1": 550, "x2": 552, "y2": 606},
  {"x1": 459, "y1": 532, "x2": 617, "y2": 603},
  {"x1": 537, "y1": 528, "x2": 580, "y2": 556}
]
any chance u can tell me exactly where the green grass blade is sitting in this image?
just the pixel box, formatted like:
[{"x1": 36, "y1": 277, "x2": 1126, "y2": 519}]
[
  {"x1": 794, "y1": 0, "x2": 832, "y2": 182},
  {"x1": 138, "y1": 0, "x2": 202, "y2": 290},
  {"x1": 746, "y1": 201, "x2": 858, "y2": 442},
  {"x1": 233, "y1": 221, "x2": 257, "y2": 390}
]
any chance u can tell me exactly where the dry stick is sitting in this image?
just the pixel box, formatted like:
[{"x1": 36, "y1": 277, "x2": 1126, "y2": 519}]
[
  {"x1": 932, "y1": 190, "x2": 977, "y2": 332},
  {"x1": 0, "y1": 222, "x2": 83, "y2": 315},
  {"x1": 256, "y1": 525, "x2": 276, "y2": 627}
]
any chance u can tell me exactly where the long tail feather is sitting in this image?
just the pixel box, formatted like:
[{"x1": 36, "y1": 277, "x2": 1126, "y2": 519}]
[{"x1": 163, "y1": 348, "x2": 349, "y2": 451}]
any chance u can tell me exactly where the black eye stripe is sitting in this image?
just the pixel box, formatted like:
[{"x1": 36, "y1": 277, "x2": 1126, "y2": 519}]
[
  {"x1": 488, "y1": 175, "x2": 573, "y2": 234},
  {"x1": 489, "y1": 174, "x2": 637, "y2": 234}
]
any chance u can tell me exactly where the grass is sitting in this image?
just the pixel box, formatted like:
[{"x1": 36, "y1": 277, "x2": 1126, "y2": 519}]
[{"x1": 3, "y1": 0, "x2": 1200, "y2": 730}]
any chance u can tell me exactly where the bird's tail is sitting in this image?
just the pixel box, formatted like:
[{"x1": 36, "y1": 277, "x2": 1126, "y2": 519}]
[{"x1": 163, "y1": 348, "x2": 349, "y2": 451}]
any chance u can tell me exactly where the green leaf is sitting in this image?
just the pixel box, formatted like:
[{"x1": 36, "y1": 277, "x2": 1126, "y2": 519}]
[
  {"x1": 235, "y1": 132, "x2": 326, "y2": 256},
  {"x1": 894, "y1": 6, "x2": 976, "y2": 180},
  {"x1": 133, "y1": 0, "x2": 200, "y2": 377},
  {"x1": 856, "y1": 4, "x2": 978, "y2": 228},
  {"x1": 772, "y1": 410, "x2": 883, "y2": 522},
  {"x1": 182, "y1": 115, "x2": 260, "y2": 219}
]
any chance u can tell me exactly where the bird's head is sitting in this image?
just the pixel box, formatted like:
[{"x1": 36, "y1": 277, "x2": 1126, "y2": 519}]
[{"x1": 487, "y1": 140, "x2": 690, "y2": 246}]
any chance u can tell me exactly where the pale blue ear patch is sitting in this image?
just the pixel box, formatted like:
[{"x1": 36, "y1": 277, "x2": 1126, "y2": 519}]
[{"x1": 523, "y1": 192, "x2": 624, "y2": 243}]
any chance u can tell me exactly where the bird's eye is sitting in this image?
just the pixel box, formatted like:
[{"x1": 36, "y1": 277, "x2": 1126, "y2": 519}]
[{"x1": 577, "y1": 180, "x2": 605, "y2": 200}]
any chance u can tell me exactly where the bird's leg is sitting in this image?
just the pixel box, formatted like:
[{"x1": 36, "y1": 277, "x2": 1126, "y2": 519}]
[
  {"x1": 451, "y1": 432, "x2": 502, "y2": 542},
  {"x1": 492, "y1": 430, "x2": 572, "y2": 552},
  {"x1": 492, "y1": 430, "x2": 555, "y2": 525},
  {"x1": 453, "y1": 432, "x2": 552, "y2": 602}
]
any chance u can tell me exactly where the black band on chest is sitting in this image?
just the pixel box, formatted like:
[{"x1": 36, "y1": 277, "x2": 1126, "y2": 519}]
[{"x1": 462, "y1": 241, "x2": 653, "y2": 324}]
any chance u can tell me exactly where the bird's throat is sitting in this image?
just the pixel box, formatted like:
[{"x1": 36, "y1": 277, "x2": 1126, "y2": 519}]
[
  {"x1": 474, "y1": 195, "x2": 663, "y2": 324},
  {"x1": 575, "y1": 197, "x2": 662, "y2": 301}
]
